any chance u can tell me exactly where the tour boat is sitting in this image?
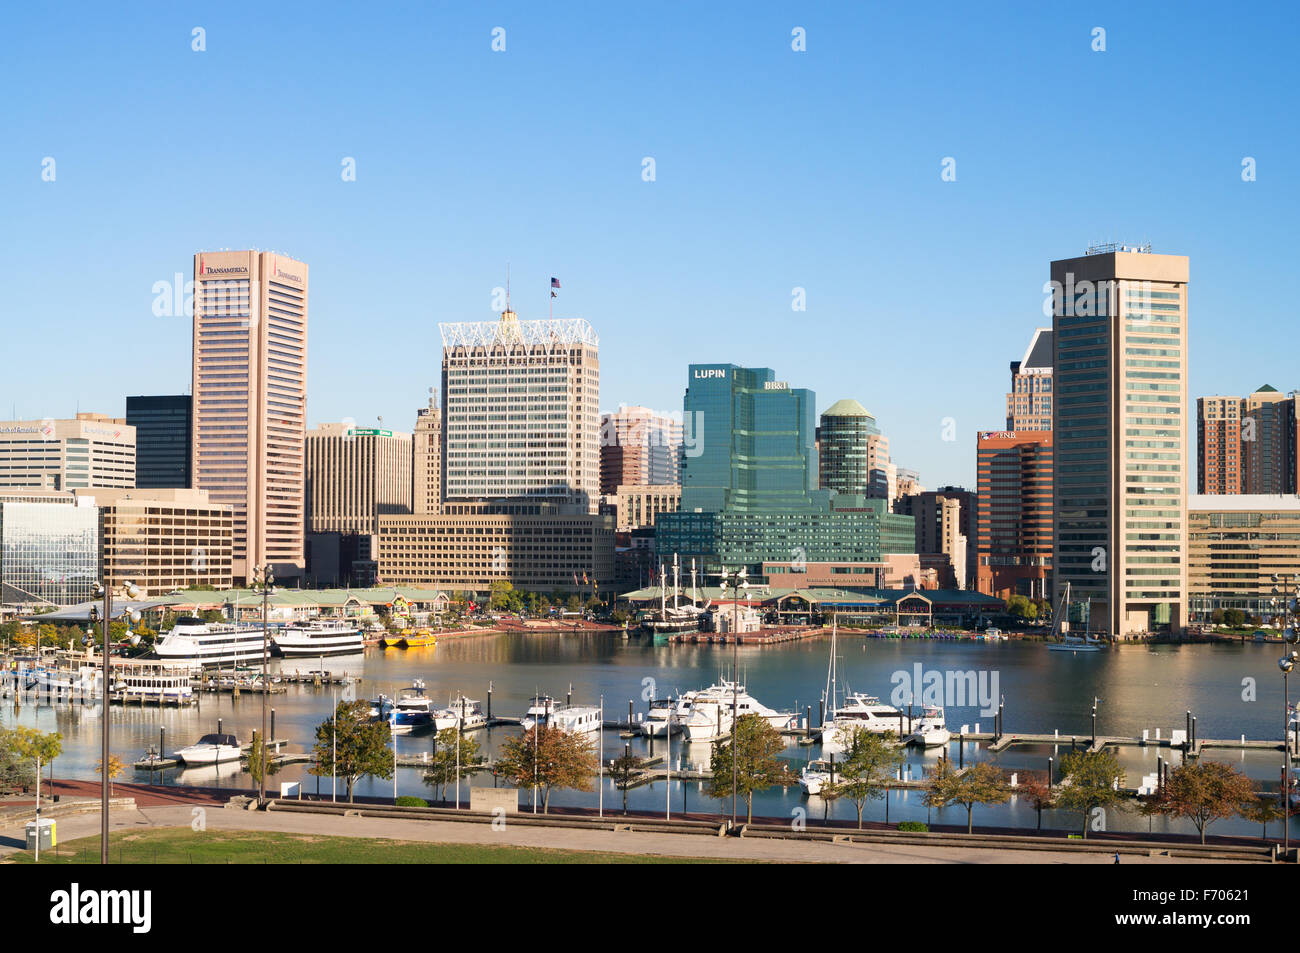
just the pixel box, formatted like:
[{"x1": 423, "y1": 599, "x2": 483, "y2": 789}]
[
  {"x1": 154, "y1": 617, "x2": 268, "y2": 667},
  {"x1": 433, "y1": 695, "x2": 488, "y2": 731},
  {"x1": 272, "y1": 619, "x2": 364, "y2": 657},
  {"x1": 112, "y1": 665, "x2": 194, "y2": 704},
  {"x1": 174, "y1": 732, "x2": 242, "y2": 765}
]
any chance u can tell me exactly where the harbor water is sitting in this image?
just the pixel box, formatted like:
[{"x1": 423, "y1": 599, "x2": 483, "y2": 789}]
[{"x1": 4, "y1": 632, "x2": 1296, "y2": 839}]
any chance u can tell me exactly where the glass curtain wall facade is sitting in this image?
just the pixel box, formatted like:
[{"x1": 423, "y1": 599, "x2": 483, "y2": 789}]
[
  {"x1": 0, "y1": 499, "x2": 99, "y2": 606},
  {"x1": 679, "y1": 364, "x2": 820, "y2": 514}
]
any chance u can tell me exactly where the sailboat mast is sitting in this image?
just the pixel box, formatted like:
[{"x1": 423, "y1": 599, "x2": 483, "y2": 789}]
[{"x1": 672, "y1": 553, "x2": 680, "y2": 612}]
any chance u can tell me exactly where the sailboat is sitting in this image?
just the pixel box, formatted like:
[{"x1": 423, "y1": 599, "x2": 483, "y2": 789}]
[{"x1": 1046, "y1": 582, "x2": 1104, "y2": 653}]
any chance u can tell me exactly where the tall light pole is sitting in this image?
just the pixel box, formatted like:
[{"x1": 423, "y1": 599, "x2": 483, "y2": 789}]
[
  {"x1": 719, "y1": 567, "x2": 748, "y2": 827},
  {"x1": 1281, "y1": 653, "x2": 1296, "y2": 860},
  {"x1": 91, "y1": 577, "x2": 140, "y2": 864},
  {"x1": 252, "y1": 564, "x2": 275, "y2": 804}
]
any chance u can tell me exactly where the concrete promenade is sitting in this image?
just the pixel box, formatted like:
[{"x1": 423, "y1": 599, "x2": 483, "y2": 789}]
[{"x1": 0, "y1": 798, "x2": 1239, "y2": 865}]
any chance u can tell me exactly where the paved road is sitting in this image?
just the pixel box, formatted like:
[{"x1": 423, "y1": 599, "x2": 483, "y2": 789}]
[{"x1": 0, "y1": 802, "x2": 1240, "y2": 864}]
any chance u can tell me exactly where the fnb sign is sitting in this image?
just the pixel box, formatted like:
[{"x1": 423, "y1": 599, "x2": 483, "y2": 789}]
[{"x1": 693, "y1": 368, "x2": 727, "y2": 379}]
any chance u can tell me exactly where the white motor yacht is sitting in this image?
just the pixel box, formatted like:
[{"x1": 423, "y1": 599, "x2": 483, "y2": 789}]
[
  {"x1": 520, "y1": 695, "x2": 558, "y2": 732},
  {"x1": 908, "y1": 705, "x2": 951, "y2": 748},
  {"x1": 683, "y1": 697, "x2": 734, "y2": 742},
  {"x1": 433, "y1": 695, "x2": 488, "y2": 732},
  {"x1": 174, "y1": 732, "x2": 241, "y2": 765}
]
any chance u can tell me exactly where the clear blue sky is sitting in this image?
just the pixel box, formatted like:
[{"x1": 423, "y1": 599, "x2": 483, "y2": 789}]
[{"x1": 2, "y1": 1, "x2": 1296, "y2": 488}]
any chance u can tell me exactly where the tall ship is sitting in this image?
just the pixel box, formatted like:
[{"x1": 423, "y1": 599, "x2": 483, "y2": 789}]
[
  {"x1": 154, "y1": 617, "x2": 269, "y2": 667},
  {"x1": 639, "y1": 555, "x2": 707, "y2": 636},
  {"x1": 272, "y1": 619, "x2": 364, "y2": 658}
]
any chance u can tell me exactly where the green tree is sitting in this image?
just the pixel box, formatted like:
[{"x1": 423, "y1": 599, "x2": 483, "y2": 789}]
[
  {"x1": 1006, "y1": 594, "x2": 1037, "y2": 621},
  {"x1": 489, "y1": 580, "x2": 519, "y2": 612},
  {"x1": 1054, "y1": 749, "x2": 1126, "y2": 838},
  {"x1": 246, "y1": 730, "x2": 281, "y2": 791},
  {"x1": 1237, "y1": 793, "x2": 1284, "y2": 841},
  {"x1": 5, "y1": 726, "x2": 62, "y2": 796},
  {"x1": 822, "y1": 727, "x2": 904, "y2": 828},
  {"x1": 309, "y1": 700, "x2": 394, "y2": 802},
  {"x1": 422, "y1": 728, "x2": 482, "y2": 801},
  {"x1": 922, "y1": 759, "x2": 1010, "y2": 833},
  {"x1": 1142, "y1": 761, "x2": 1257, "y2": 844},
  {"x1": 497, "y1": 724, "x2": 597, "y2": 812},
  {"x1": 705, "y1": 713, "x2": 792, "y2": 824},
  {"x1": 1223, "y1": 608, "x2": 1246, "y2": 628}
]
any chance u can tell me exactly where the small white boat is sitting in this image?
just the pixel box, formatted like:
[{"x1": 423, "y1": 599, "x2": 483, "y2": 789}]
[
  {"x1": 174, "y1": 732, "x2": 241, "y2": 765},
  {"x1": 799, "y1": 761, "x2": 835, "y2": 796}
]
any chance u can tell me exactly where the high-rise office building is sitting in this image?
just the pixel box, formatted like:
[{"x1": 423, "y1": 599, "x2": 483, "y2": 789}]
[
  {"x1": 305, "y1": 424, "x2": 412, "y2": 535},
  {"x1": 440, "y1": 309, "x2": 600, "y2": 510},
  {"x1": 79, "y1": 487, "x2": 234, "y2": 596},
  {"x1": 0, "y1": 414, "x2": 134, "y2": 491},
  {"x1": 894, "y1": 487, "x2": 975, "y2": 589},
  {"x1": 412, "y1": 395, "x2": 442, "y2": 515},
  {"x1": 126, "y1": 395, "x2": 192, "y2": 488},
  {"x1": 1051, "y1": 245, "x2": 1189, "y2": 636},
  {"x1": 1006, "y1": 328, "x2": 1053, "y2": 430},
  {"x1": 658, "y1": 364, "x2": 915, "y2": 575},
  {"x1": 191, "y1": 250, "x2": 308, "y2": 582},
  {"x1": 818, "y1": 399, "x2": 879, "y2": 496},
  {"x1": 599, "y1": 405, "x2": 682, "y2": 494},
  {"x1": 975, "y1": 430, "x2": 1053, "y2": 600},
  {"x1": 679, "y1": 364, "x2": 818, "y2": 514}
]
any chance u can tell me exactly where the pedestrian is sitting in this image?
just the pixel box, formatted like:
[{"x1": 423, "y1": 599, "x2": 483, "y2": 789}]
[{"x1": 1113, "y1": 851, "x2": 1120, "y2": 864}]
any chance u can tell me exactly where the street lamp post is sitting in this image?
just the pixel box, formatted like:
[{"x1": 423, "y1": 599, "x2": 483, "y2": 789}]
[
  {"x1": 91, "y1": 578, "x2": 140, "y2": 864},
  {"x1": 252, "y1": 564, "x2": 275, "y2": 804},
  {"x1": 1280, "y1": 653, "x2": 1297, "y2": 860},
  {"x1": 718, "y1": 567, "x2": 749, "y2": 828}
]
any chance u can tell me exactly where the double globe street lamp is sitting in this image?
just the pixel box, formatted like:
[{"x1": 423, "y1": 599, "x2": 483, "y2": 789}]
[
  {"x1": 252, "y1": 564, "x2": 276, "y2": 804},
  {"x1": 90, "y1": 578, "x2": 140, "y2": 864}
]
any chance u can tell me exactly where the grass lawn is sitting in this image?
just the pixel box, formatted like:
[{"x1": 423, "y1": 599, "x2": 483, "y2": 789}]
[{"x1": 9, "y1": 827, "x2": 739, "y2": 864}]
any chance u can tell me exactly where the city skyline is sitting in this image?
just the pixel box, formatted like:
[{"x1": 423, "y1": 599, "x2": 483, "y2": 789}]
[{"x1": 4, "y1": 3, "x2": 1297, "y2": 490}]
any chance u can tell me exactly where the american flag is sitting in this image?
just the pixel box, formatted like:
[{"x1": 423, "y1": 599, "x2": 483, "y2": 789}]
[{"x1": 550, "y1": 277, "x2": 561, "y2": 289}]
